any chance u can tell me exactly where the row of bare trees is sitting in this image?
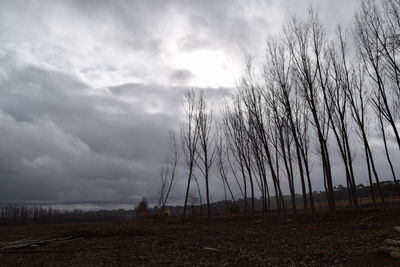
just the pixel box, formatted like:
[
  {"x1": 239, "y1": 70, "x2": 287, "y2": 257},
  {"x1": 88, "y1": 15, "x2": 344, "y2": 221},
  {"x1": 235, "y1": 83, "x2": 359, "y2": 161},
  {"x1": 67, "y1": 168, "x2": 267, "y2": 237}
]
[
  {"x1": 0, "y1": 204, "x2": 133, "y2": 225},
  {"x1": 158, "y1": 0, "x2": 400, "y2": 217}
]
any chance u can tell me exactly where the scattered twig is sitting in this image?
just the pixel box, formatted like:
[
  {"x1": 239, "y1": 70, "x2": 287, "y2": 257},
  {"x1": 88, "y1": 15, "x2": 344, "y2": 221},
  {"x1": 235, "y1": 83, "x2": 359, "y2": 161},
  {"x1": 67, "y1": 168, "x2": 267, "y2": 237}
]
[
  {"x1": 287, "y1": 257, "x2": 296, "y2": 266},
  {"x1": 202, "y1": 247, "x2": 219, "y2": 251}
]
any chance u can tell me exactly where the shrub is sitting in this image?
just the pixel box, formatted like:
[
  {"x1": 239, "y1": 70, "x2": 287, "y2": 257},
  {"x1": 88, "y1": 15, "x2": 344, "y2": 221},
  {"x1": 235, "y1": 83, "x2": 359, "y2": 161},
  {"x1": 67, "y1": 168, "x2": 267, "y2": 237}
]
[{"x1": 135, "y1": 198, "x2": 149, "y2": 218}]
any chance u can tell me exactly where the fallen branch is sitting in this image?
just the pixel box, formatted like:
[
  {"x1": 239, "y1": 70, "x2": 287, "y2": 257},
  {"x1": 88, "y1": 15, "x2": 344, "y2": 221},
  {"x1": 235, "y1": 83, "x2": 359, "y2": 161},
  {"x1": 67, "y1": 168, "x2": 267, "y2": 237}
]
[
  {"x1": 49, "y1": 237, "x2": 84, "y2": 245},
  {"x1": 0, "y1": 246, "x2": 111, "y2": 254},
  {"x1": 202, "y1": 247, "x2": 219, "y2": 251},
  {"x1": 0, "y1": 236, "x2": 76, "y2": 250},
  {"x1": 0, "y1": 239, "x2": 36, "y2": 246}
]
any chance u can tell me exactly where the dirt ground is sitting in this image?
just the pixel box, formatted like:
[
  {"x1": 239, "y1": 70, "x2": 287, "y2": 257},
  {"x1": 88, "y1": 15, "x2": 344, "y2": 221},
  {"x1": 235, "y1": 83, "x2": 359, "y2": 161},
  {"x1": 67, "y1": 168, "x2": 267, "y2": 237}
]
[{"x1": 1, "y1": 208, "x2": 400, "y2": 266}]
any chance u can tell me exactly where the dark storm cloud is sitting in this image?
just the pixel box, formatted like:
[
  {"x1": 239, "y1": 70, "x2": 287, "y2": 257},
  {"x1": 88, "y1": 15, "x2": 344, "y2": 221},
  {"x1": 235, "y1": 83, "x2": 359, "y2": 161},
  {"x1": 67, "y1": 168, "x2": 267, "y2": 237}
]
[
  {"x1": 0, "y1": 61, "x2": 170, "y2": 202},
  {"x1": 0, "y1": 52, "x2": 230, "y2": 203}
]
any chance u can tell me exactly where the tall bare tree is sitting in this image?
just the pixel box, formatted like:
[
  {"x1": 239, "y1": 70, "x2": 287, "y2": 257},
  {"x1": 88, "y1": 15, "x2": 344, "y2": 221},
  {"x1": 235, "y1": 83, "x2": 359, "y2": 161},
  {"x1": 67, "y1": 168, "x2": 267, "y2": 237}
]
[
  {"x1": 354, "y1": 0, "x2": 400, "y2": 150},
  {"x1": 376, "y1": 94, "x2": 400, "y2": 196},
  {"x1": 265, "y1": 37, "x2": 311, "y2": 212},
  {"x1": 157, "y1": 131, "x2": 179, "y2": 218},
  {"x1": 223, "y1": 97, "x2": 252, "y2": 214},
  {"x1": 285, "y1": 11, "x2": 335, "y2": 211},
  {"x1": 324, "y1": 28, "x2": 359, "y2": 208},
  {"x1": 195, "y1": 90, "x2": 217, "y2": 217},
  {"x1": 346, "y1": 63, "x2": 385, "y2": 207},
  {"x1": 215, "y1": 134, "x2": 237, "y2": 209},
  {"x1": 181, "y1": 90, "x2": 200, "y2": 217}
]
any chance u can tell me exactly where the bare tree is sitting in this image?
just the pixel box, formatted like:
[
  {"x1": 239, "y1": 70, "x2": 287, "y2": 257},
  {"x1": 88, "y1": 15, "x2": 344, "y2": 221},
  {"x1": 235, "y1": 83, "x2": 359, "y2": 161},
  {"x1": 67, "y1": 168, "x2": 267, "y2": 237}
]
[
  {"x1": 223, "y1": 97, "x2": 251, "y2": 214},
  {"x1": 192, "y1": 173, "x2": 203, "y2": 216},
  {"x1": 181, "y1": 89, "x2": 200, "y2": 218},
  {"x1": 248, "y1": 118, "x2": 270, "y2": 215},
  {"x1": 354, "y1": 0, "x2": 400, "y2": 150},
  {"x1": 285, "y1": 11, "x2": 335, "y2": 211},
  {"x1": 225, "y1": 134, "x2": 247, "y2": 208},
  {"x1": 240, "y1": 60, "x2": 285, "y2": 215},
  {"x1": 265, "y1": 37, "x2": 310, "y2": 213},
  {"x1": 346, "y1": 63, "x2": 385, "y2": 207},
  {"x1": 157, "y1": 131, "x2": 179, "y2": 218},
  {"x1": 195, "y1": 90, "x2": 217, "y2": 217},
  {"x1": 215, "y1": 134, "x2": 237, "y2": 209},
  {"x1": 267, "y1": 87, "x2": 287, "y2": 214},
  {"x1": 376, "y1": 94, "x2": 400, "y2": 196},
  {"x1": 324, "y1": 28, "x2": 359, "y2": 208},
  {"x1": 188, "y1": 189, "x2": 199, "y2": 216}
]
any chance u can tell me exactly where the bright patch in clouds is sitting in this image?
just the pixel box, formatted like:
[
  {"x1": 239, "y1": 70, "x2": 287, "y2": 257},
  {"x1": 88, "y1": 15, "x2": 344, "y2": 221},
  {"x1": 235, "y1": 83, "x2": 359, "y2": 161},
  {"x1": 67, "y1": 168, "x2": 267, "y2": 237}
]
[{"x1": 172, "y1": 49, "x2": 239, "y2": 87}]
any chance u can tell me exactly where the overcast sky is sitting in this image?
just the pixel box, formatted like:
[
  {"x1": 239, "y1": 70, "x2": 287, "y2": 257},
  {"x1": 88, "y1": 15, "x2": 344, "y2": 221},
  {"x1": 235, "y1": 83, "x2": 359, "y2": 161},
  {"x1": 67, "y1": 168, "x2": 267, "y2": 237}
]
[{"x1": 3, "y1": 0, "x2": 396, "y2": 207}]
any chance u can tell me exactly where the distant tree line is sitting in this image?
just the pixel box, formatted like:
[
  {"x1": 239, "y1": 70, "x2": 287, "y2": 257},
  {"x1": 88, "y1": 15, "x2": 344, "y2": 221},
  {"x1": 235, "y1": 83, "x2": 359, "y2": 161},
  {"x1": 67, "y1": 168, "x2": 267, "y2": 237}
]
[
  {"x1": 159, "y1": 0, "x2": 400, "y2": 217},
  {"x1": 0, "y1": 204, "x2": 134, "y2": 225}
]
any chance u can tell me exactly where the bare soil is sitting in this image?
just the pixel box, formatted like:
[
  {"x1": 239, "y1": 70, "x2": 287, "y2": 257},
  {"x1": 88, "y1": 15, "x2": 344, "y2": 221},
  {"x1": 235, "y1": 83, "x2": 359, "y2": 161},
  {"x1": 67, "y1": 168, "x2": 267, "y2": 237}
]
[{"x1": 1, "y1": 208, "x2": 400, "y2": 266}]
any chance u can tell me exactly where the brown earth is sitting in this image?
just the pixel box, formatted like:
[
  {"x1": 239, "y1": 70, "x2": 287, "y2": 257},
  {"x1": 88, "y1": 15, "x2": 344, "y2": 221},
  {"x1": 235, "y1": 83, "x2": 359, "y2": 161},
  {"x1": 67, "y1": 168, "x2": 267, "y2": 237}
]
[{"x1": 1, "y1": 209, "x2": 400, "y2": 266}]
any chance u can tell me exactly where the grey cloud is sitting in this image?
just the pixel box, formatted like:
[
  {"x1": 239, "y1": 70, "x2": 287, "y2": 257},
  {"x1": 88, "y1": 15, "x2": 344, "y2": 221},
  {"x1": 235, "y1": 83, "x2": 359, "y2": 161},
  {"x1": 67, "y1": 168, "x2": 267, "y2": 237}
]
[
  {"x1": 108, "y1": 82, "x2": 232, "y2": 108},
  {"x1": 276, "y1": 0, "x2": 362, "y2": 32},
  {"x1": 0, "y1": 64, "x2": 171, "y2": 202},
  {"x1": 0, "y1": 0, "x2": 362, "y2": 88},
  {"x1": 169, "y1": 69, "x2": 194, "y2": 84},
  {"x1": 0, "y1": 53, "x2": 231, "y2": 203}
]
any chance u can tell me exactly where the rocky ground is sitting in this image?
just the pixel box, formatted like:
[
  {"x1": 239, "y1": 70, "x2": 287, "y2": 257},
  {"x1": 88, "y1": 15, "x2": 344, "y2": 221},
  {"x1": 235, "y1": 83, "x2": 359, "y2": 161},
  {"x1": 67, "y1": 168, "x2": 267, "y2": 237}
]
[{"x1": 1, "y1": 208, "x2": 400, "y2": 266}]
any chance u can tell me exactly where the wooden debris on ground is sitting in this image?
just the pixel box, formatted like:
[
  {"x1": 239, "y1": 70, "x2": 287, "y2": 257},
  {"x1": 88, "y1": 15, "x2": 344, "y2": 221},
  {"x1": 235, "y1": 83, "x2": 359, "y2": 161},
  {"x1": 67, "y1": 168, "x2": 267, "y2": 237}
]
[
  {"x1": 385, "y1": 239, "x2": 400, "y2": 246},
  {"x1": 202, "y1": 247, "x2": 219, "y2": 251},
  {"x1": 376, "y1": 226, "x2": 400, "y2": 260},
  {"x1": 0, "y1": 236, "x2": 83, "y2": 251}
]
